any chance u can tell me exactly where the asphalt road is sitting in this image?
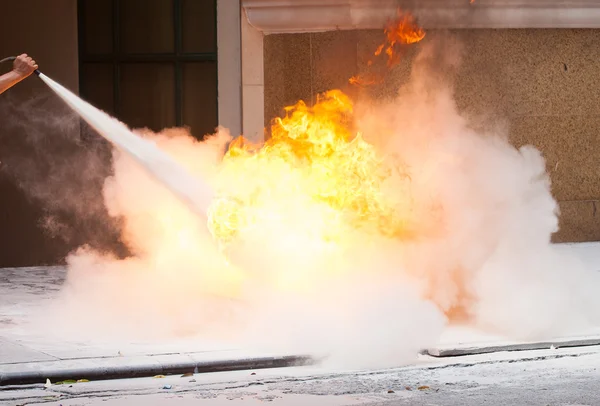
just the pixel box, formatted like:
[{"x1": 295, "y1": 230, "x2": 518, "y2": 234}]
[{"x1": 3, "y1": 346, "x2": 600, "y2": 406}]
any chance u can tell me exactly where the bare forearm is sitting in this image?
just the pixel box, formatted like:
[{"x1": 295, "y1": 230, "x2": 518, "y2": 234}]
[{"x1": 0, "y1": 70, "x2": 25, "y2": 95}]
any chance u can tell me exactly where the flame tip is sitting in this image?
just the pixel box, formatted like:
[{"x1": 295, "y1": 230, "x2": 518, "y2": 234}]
[{"x1": 350, "y1": 9, "x2": 425, "y2": 88}]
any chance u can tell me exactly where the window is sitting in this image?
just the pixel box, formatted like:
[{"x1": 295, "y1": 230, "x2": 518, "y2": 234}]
[{"x1": 78, "y1": 0, "x2": 218, "y2": 139}]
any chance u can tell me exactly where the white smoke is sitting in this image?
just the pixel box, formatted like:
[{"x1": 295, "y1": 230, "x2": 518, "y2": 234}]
[{"x1": 35, "y1": 37, "x2": 600, "y2": 370}]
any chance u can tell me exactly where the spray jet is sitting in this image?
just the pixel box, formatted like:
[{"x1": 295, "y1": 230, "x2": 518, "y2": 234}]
[{"x1": 1, "y1": 55, "x2": 215, "y2": 221}]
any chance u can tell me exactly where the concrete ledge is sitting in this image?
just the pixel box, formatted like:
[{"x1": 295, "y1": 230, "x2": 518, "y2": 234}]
[
  {"x1": 0, "y1": 353, "x2": 313, "y2": 386},
  {"x1": 243, "y1": 0, "x2": 600, "y2": 33},
  {"x1": 426, "y1": 336, "x2": 600, "y2": 357}
]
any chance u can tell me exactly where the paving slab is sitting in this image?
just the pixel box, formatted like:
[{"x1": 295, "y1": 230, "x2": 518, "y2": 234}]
[{"x1": 0, "y1": 338, "x2": 57, "y2": 364}]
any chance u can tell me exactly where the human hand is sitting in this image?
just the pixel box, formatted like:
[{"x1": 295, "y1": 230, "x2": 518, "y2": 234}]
[{"x1": 12, "y1": 54, "x2": 38, "y2": 78}]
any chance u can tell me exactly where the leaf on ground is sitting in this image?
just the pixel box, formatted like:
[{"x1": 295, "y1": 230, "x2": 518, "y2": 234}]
[
  {"x1": 405, "y1": 386, "x2": 412, "y2": 391},
  {"x1": 418, "y1": 385, "x2": 430, "y2": 391},
  {"x1": 181, "y1": 373, "x2": 194, "y2": 377},
  {"x1": 153, "y1": 375, "x2": 166, "y2": 379},
  {"x1": 77, "y1": 379, "x2": 90, "y2": 383}
]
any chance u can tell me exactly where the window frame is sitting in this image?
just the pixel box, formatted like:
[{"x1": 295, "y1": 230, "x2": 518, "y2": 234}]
[{"x1": 77, "y1": 0, "x2": 218, "y2": 129}]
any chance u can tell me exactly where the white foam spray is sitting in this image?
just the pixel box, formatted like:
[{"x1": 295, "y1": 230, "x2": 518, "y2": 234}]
[
  {"x1": 37, "y1": 73, "x2": 214, "y2": 218},
  {"x1": 28, "y1": 40, "x2": 600, "y2": 371}
]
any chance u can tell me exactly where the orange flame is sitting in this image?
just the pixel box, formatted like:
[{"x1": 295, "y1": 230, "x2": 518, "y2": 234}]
[
  {"x1": 207, "y1": 90, "x2": 413, "y2": 247},
  {"x1": 208, "y1": 13, "x2": 423, "y2": 247},
  {"x1": 378, "y1": 11, "x2": 426, "y2": 67},
  {"x1": 348, "y1": 75, "x2": 381, "y2": 87},
  {"x1": 206, "y1": 11, "x2": 418, "y2": 294},
  {"x1": 350, "y1": 10, "x2": 425, "y2": 86}
]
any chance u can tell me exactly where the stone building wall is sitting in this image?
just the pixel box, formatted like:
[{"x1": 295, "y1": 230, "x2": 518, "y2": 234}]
[{"x1": 264, "y1": 29, "x2": 600, "y2": 242}]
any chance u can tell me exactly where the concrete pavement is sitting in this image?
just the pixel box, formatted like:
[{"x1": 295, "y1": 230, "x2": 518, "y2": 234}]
[
  {"x1": 2, "y1": 241, "x2": 600, "y2": 386},
  {"x1": 0, "y1": 266, "x2": 311, "y2": 385},
  {"x1": 4, "y1": 345, "x2": 600, "y2": 405}
]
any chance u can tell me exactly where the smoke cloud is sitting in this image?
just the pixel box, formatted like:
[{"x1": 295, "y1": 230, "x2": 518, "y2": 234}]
[
  {"x1": 20, "y1": 35, "x2": 600, "y2": 370},
  {"x1": 0, "y1": 90, "x2": 125, "y2": 261}
]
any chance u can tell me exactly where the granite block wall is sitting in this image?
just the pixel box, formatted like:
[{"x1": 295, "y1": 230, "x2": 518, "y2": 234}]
[{"x1": 264, "y1": 29, "x2": 600, "y2": 242}]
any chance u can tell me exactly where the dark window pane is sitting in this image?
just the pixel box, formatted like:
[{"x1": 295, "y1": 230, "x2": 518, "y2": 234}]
[
  {"x1": 120, "y1": 63, "x2": 176, "y2": 131},
  {"x1": 81, "y1": 63, "x2": 114, "y2": 114},
  {"x1": 120, "y1": 0, "x2": 174, "y2": 54},
  {"x1": 182, "y1": 62, "x2": 218, "y2": 139},
  {"x1": 81, "y1": 0, "x2": 113, "y2": 54},
  {"x1": 182, "y1": 0, "x2": 216, "y2": 53}
]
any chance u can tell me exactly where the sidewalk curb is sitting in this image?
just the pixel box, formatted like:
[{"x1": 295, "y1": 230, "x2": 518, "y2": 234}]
[
  {"x1": 0, "y1": 354, "x2": 314, "y2": 386},
  {"x1": 425, "y1": 337, "x2": 600, "y2": 357}
]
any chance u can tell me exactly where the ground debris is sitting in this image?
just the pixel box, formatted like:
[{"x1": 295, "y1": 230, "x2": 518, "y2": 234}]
[
  {"x1": 387, "y1": 390, "x2": 395, "y2": 393},
  {"x1": 55, "y1": 380, "x2": 77, "y2": 385},
  {"x1": 418, "y1": 385, "x2": 430, "y2": 391}
]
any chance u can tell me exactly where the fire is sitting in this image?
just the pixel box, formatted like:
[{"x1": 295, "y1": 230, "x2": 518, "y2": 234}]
[
  {"x1": 348, "y1": 75, "x2": 381, "y2": 87},
  {"x1": 193, "y1": 10, "x2": 424, "y2": 298},
  {"x1": 207, "y1": 11, "x2": 426, "y2": 249},
  {"x1": 378, "y1": 11, "x2": 426, "y2": 67},
  {"x1": 170, "y1": 10, "x2": 421, "y2": 297},
  {"x1": 50, "y1": 0, "x2": 589, "y2": 356},
  {"x1": 350, "y1": 10, "x2": 425, "y2": 86},
  {"x1": 206, "y1": 13, "x2": 424, "y2": 248},
  {"x1": 207, "y1": 90, "x2": 413, "y2": 251}
]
